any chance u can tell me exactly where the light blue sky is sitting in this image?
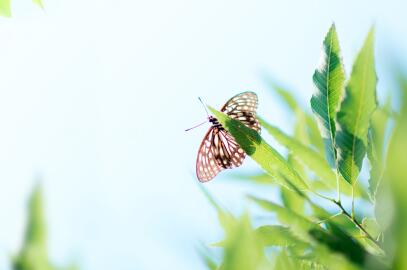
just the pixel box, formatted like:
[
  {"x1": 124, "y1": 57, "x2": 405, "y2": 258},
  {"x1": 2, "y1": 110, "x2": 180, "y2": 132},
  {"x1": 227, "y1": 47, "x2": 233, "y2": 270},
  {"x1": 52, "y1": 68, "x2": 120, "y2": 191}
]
[{"x1": 0, "y1": 0, "x2": 406, "y2": 269}]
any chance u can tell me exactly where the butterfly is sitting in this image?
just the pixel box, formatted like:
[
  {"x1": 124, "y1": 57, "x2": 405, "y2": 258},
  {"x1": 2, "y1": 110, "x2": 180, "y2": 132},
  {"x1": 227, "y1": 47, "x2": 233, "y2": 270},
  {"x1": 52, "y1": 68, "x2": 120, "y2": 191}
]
[{"x1": 195, "y1": 91, "x2": 261, "y2": 182}]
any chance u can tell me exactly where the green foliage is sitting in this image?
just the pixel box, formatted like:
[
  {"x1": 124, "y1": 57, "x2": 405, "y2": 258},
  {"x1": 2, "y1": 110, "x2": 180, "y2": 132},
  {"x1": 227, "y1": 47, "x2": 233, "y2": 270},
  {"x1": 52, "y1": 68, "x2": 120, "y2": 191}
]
[
  {"x1": 367, "y1": 99, "x2": 391, "y2": 201},
  {"x1": 386, "y1": 77, "x2": 407, "y2": 270},
  {"x1": 200, "y1": 24, "x2": 407, "y2": 270},
  {"x1": 13, "y1": 185, "x2": 78, "y2": 270},
  {"x1": 13, "y1": 185, "x2": 52, "y2": 270},
  {"x1": 336, "y1": 28, "x2": 377, "y2": 184},
  {"x1": 0, "y1": 0, "x2": 42, "y2": 17},
  {"x1": 0, "y1": 0, "x2": 11, "y2": 17},
  {"x1": 311, "y1": 23, "x2": 346, "y2": 168},
  {"x1": 32, "y1": 0, "x2": 43, "y2": 8},
  {"x1": 264, "y1": 77, "x2": 324, "y2": 154}
]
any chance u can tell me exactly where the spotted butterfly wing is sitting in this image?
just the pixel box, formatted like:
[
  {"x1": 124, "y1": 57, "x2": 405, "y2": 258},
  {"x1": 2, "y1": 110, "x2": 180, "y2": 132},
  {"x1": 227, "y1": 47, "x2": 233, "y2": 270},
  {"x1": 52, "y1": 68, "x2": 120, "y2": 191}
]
[{"x1": 196, "y1": 91, "x2": 260, "y2": 182}]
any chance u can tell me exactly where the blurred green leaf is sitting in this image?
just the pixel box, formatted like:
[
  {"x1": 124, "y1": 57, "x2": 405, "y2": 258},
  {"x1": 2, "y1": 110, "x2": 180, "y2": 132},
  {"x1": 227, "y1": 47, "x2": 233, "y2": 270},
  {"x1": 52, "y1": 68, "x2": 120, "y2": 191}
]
[
  {"x1": 13, "y1": 185, "x2": 52, "y2": 270},
  {"x1": 309, "y1": 221, "x2": 378, "y2": 268},
  {"x1": 198, "y1": 245, "x2": 218, "y2": 270},
  {"x1": 361, "y1": 218, "x2": 381, "y2": 240},
  {"x1": 256, "y1": 225, "x2": 308, "y2": 250},
  {"x1": 32, "y1": 0, "x2": 43, "y2": 8},
  {"x1": 263, "y1": 75, "x2": 324, "y2": 154},
  {"x1": 272, "y1": 250, "x2": 299, "y2": 270},
  {"x1": 260, "y1": 118, "x2": 335, "y2": 183},
  {"x1": 311, "y1": 23, "x2": 346, "y2": 168},
  {"x1": 367, "y1": 99, "x2": 392, "y2": 200},
  {"x1": 281, "y1": 186, "x2": 305, "y2": 214},
  {"x1": 387, "y1": 77, "x2": 407, "y2": 270},
  {"x1": 262, "y1": 75, "x2": 299, "y2": 112},
  {"x1": 209, "y1": 106, "x2": 308, "y2": 190},
  {"x1": 259, "y1": 117, "x2": 368, "y2": 198},
  {"x1": 220, "y1": 214, "x2": 271, "y2": 270},
  {"x1": 336, "y1": 27, "x2": 377, "y2": 184},
  {"x1": 0, "y1": 0, "x2": 11, "y2": 17},
  {"x1": 248, "y1": 196, "x2": 317, "y2": 243}
]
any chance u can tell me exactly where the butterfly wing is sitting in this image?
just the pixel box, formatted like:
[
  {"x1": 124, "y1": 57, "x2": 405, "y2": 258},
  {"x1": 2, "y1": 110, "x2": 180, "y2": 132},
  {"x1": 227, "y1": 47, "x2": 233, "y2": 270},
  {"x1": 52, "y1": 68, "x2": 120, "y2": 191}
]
[
  {"x1": 196, "y1": 127, "x2": 246, "y2": 182},
  {"x1": 221, "y1": 91, "x2": 261, "y2": 132},
  {"x1": 214, "y1": 129, "x2": 246, "y2": 168},
  {"x1": 196, "y1": 127, "x2": 224, "y2": 182}
]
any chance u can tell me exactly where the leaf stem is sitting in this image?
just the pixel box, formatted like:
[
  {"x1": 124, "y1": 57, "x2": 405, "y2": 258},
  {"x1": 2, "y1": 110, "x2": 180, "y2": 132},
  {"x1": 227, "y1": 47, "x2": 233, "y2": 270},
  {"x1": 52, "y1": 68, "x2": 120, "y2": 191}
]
[
  {"x1": 351, "y1": 186, "x2": 355, "y2": 219},
  {"x1": 309, "y1": 189, "x2": 383, "y2": 252},
  {"x1": 332, "y1": 200, "x2": 381, "y2": 248}
]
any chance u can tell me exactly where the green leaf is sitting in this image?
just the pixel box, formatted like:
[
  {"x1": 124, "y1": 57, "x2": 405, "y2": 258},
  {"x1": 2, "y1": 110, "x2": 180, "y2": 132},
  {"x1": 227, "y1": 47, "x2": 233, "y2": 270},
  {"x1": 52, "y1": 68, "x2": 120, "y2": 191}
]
[
  {"x1": 262, "y1": 75, "x2": 299, "y2": 112},
  {"x1": 32, "y1": 0, "x2": 43, "y2": 8},
  {"x1": 197, "y1": 245, "x2": 218, "y2": 270},
  {"x1": 259, "y1": 117, "x2": 367, "y2": 198},
  {"x1": 248, "y1": 196, "x2": 317, "y2": 242},
  {"x1": 281, "y1": 186, "x2": 305, "y2": 214},
  {"x1": 220, "y1": 214, "x2": 270, "y2": 270},
  {"x1": 305, "y1": 114, "x2": 325, "y2": 155},
  {"x1": 311, "y1": 24, "x2": 346, "y2": 167},
  {"x1": 361, "y1": 218, "x2": 381, "y2": 240},
  {"x1": 272, "y1": 250, "x2": 300, "y2": 270},
  {"x1": 263, "y1": 76, "x2": 324, "y2": 154},
  {"x1": 13, "y1": 185, "x2": 53, "y2": 270},
  {"x1": 309, "y1": 221, "x2": 371, "y2": 267},
  {"x1": 367, "y1": 99, "x2": 391, "y2": 200},
  {"x1": 260, "y1": 118, "x2": 335, "y2": 183},
  {"x1": 0, "y1": 0, "x2": 11, "y2": 17},
  {"x1": 209, "y1": 106, "x2": 308, "y2": 190},
  {"x1": 336, "y1": 27, "x2": 377, "y2": 184},
  {"x1": 386, "y1": 77, "x2": 407, "y2": 270},
  {"x1": 256, "y1": 225, "x2": 308, "y2": 249}
]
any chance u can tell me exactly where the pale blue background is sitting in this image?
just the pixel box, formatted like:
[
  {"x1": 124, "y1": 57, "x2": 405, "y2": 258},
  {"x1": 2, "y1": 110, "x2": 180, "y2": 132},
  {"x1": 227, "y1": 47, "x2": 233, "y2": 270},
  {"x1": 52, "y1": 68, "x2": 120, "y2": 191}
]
[{"x1": 0, "y1": 0, "x2": 406, "y2": 269}]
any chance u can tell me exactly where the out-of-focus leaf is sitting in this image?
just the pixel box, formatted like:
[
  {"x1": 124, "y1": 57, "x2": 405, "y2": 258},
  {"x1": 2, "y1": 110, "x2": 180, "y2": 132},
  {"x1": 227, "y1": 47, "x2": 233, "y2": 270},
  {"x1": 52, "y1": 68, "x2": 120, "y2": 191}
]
[
  {"x1": 305, "y1": 115, "x2": 325, "y2": 155},
  {"x1": 387, "y1": 77, "x2": 407, "y2": 270},
  {"x1": 198, "y1": 245, "x2": 218, "y2": 270},
  {"x1": 209, "y1": 106, "x2": 308, "y2": 190},
  {"x1": 374, "y1": 183, "x2": 394, "y2": 232},
  {"x1": 281, "y1": 186, "x2": 305, "y2": 214},
  {"x1": 311, "y1": 245, "x2": 360, "y2": 270},
  {"x1": 13, "y1": 185, "x2": 53, "y2": 270},
  {"x1": 272, "y1": 250, "x2": 299, "y2": 270},
  {"x1": 262, "y1": 75, "x2": 299, "y2": 112},
  {"x1": 309, "y1": 221, "x2": 381, "y2": 268},
  {"x1": 259, "y1": 117, "x2": 368, "y2": 198},
  {"x1": 0, "y1": 0, "x2": 11, "y2": 17},
  {"x1": 248, "y1": 196, "x2": 317, "y2": 243},
  {"x1": 285, "y1": 115, "x2": 307, "y2": 214},
  {"x1": 361, "y1": 218, "x2": 381, "y2": 240},
  {"x1": 263, "y1": 75, "x2": 324, "y2": 154},
  {"x1": 336, "y1": 28, "x2": 377, "y2": 184},
  {"x1": 220, "y1": 214, "x2": 271, "y2": 270},
  {"x1": 256, "y1": 225, "x2": 308, "y2": 250},
  {"x1": 259, "y1": 118, "x2": 334, "y2": 181},
  {"x1": 32, "y1": 0, "x2": 43, "y2": 8},
  {"x1": 367, "y1": 99, "x2": 392, "y2": 200},
  {"x1": 229, "y1": 172, "x2": 274, "y2": 185},
  {"x1": 198, "y1": 185, "x2": 235, "y2": 232},
  {"x1": 311, "y1": 23, "x2": 346, "y2": 168}
]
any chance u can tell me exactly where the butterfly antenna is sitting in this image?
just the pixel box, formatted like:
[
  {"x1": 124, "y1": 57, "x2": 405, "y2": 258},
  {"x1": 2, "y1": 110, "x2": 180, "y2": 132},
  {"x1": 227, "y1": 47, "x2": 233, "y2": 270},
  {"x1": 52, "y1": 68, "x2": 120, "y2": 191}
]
[
  {"x1": 185, "y1": 97, "x2": 211, "y2": 132},
  {"x1": 185, "y1": 120, "x2": 207, "y2": 132},
  {"x1": 198, "y1": 97, "x2": 210, "y2": 117}
]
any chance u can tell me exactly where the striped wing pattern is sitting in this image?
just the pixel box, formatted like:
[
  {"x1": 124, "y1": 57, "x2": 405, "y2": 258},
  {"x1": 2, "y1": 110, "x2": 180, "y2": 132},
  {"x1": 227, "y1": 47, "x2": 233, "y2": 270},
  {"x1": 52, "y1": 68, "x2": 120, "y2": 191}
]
[{"x1": 196, "y1": 91, "x2": 260, "y2": 182}]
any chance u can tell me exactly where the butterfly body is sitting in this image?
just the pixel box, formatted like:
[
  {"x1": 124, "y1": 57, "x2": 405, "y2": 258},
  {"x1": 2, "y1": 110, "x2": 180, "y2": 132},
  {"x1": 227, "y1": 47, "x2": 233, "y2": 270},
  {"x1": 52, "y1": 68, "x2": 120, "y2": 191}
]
[{"x1": 196, "y1": 91, "x2": 260, "y2": 182}]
